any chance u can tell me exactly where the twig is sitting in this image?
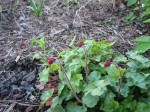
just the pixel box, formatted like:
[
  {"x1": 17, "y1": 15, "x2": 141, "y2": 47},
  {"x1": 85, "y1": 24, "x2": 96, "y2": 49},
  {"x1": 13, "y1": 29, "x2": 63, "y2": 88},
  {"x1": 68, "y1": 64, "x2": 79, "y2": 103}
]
[
  {"x1": 112, "y1": 62, "x2": 123, "y2": 99},
  {"x1": 5, "y1": 103, "x2": 16, "y2": 112},
  {"x1": 0, "y1": 100, "x2": 39, "y2": 107},
  {"x1": 84, "y1": 47, "x2": 89, "y2": 83},
  {"x1": 118, "y1": 75, "x2": 122, "y2": 99},
  {"x1": 117, "y1": 66, "x2": 123, "y2": 99},
  {"x1": 57, "y1": 58, "x2": 82, "y2": 103},
  {"x1": 22, "y1": 69, "x2": 36, "y2": 81}
]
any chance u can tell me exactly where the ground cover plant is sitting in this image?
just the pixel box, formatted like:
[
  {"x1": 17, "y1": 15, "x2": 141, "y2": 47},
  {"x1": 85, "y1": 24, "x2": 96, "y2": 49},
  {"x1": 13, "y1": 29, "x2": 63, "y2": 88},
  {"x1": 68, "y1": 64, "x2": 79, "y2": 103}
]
[
  {"x1": 126, "y1": 0, "x2": 150, "y2": 23},
  {"x1": 27, "y1": 0, "x2": 45, "y2": 17},
  {"x1": 1, "y1": 0, "x2": 150, "y2": 111},
  {"x1": 33, "y1": 37, "x2": 150, "y2": 112}
]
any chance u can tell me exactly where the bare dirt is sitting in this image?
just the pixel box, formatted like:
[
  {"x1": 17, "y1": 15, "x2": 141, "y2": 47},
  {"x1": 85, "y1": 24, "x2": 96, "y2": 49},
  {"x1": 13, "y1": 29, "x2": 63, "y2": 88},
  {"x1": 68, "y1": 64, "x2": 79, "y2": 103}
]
[{"x1": 0, "y1": 0, "x2": 149, "y2": 111}]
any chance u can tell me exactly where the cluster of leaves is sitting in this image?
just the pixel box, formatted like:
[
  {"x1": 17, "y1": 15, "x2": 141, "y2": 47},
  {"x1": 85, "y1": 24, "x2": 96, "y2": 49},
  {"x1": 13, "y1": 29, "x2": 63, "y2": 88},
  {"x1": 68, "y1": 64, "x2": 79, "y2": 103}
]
[
  {"x1": 133, "y1": 36, "x2": 150, "y2": 53},
  {"x1": 27, "y1": 0, "x2": 45, "y2": 17},
  {"x1": 32, "y1": 37, "x2": 150, "y2": 112},
  {"x1": 126, "y1": 0, "x2": 150, "y2": 23}
]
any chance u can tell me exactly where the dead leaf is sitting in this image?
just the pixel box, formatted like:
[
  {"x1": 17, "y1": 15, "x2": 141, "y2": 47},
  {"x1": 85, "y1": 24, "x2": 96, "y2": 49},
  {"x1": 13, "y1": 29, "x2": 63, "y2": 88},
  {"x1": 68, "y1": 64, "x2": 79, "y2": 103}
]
[
  {"x1": 45, "y1": 97, "x2": 55, "y2": 107},
  {"x1": 25, "y1": 106, "x2": 34, "y2": 112},
  {"x1": 35, "y1": 82, "x2": 45, "y2": 90}
]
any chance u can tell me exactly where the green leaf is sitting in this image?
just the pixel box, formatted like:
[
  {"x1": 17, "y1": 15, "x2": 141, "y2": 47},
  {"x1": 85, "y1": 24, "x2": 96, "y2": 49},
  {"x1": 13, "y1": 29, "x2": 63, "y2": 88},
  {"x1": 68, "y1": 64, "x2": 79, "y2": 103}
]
[
  {"x1": 132, "y1": 36, "x2": 150, "y2": 52},
  {"x1": 58, "y1": 84, "x2": 65, "y2": 96},
  {"x1": 51, "y1": 105, "x2": 66, "y2": 112},
  {"x1": 102, "y1": 100, "x2": 119, "y2": 112},
  {"x1": 120, "y1": 95, "x2": 137, "y2": 111},
  {"x1": 58, "y1": 85, "x2": 73, "y2": 101},
  {"x1": 125, "y1": 12, "x2": 136, "y2": 21},
  {"x1": 135, "y1": 102, "x2": 150, "y2": 112},
  {"x1": 144, "y1": 19, "x2": 150, "y2": 23},
  {"x1": 106, "y1": 65, "x2": 121, "y2": 82},
  {"x1": 133, "y1": 36, "x2": 150, "y2": 43},
  {"x1": 145, "y1": 7, "x2": 150, "y2": 15},
  {"x1": 71, "y1": 74, "x2": 83, "y2": 86},
  {"x1": 66, "y1": 102, "x2": 87, "y2": 112},
  {"x1": 37, "y1": 0, "x2": 44, "y2": 16},
  {"x1": 50, "y1": 63, "x2": 60, "y2": 71},
  {"x1": 29, "y1": 0, "x2": 38, "y2": 15},
  {"x1": 70, "y1": 74, "x2": 83, "y2": 92},
  {"x1": 90, "y1": 80, "x2": 109, "y2": 96},
  {"x1": 84, "y1": 80, "x2": 109, "y2": 96},
  {"x1": 39, "y1": 89, "x2": 54, "y2": 109},
  {"x1": 90, "y1": 55, "x2": 101, "y2": 62},
  {"x1": 127, "y1": 0, "x2": 138, "y2": 6},
  {"x1": 120, "y1": 83, "x2": 129, "y2": 97},
  {"x1": 113, "y1": 55, "x2": 127, "y2": 63},
  {"x1": 133, "y1": 7, "x2": 140, "y2": 11},
  {"x1": 84, "y1": 40, "x2": 94, "y2": 51},
  {"x1": 33, "y1": 53, "x2": 41, "y2": 59},
  {"x1": 32, "y1": 36, "x2": 45, "y2": 50},
  {"x1": 125, "y1": 71, "x2": 149, "y2": 89},
  {"x1": 125, "y1": 12, "x2": 134, "y2": 20},
  {"x1": 62, "y1": 51, "x2": 76, "y2": 63},
  {"x1": 126, "y1": 51, "x2": 150, "y2": 68},
  {"x1": 39, "y1": 67, "x2": 50, "y2": 83},
  {"x1": 88, "y1": 71, "x2": 101, "y2": 82},
  {"x1": 69, "y1": 59, "x2": 83, "y2": 72},
  {"x1": 82, "y1": 93, "x2": 99, "y2": 108},
  {"x1": 135, "y1": 43, "x2": 150, "y2": 52},
  {"x1": 58, "y1": 51, "x2": 65, "y2": 58}
]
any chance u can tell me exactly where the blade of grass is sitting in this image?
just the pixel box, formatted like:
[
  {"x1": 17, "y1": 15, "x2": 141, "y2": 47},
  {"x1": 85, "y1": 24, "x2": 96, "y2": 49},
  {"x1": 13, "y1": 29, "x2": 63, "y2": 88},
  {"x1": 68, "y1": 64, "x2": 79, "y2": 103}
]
[
  {"x1": 37, "y1": 0, "x2": 45, "y2": 16},
  {"x1": 29, "y1": 0, "x2": 38, "y2": 16}
]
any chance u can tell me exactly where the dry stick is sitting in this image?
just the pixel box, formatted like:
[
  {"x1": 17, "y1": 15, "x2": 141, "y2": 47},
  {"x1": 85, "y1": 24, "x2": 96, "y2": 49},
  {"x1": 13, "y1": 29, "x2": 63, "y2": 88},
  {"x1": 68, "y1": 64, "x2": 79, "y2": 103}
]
[
  {"x1": 58, "y1": 58, "x2": 82, "y2": 103},
  {"x1": 84, "y1": 47, "x2": 89, "y2": 83},
  {"x1": 0, "y1": 100, "x2": 39, "y2": 107}
]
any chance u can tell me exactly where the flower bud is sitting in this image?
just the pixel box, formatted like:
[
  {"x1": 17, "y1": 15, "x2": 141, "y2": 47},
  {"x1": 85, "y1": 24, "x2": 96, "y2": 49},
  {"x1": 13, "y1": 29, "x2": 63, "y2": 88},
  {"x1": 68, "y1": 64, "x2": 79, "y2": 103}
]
[
  {"x1": 77, "y1": 41, "x2": 84, "y2": 47},
  {"x1": 48, "y1": 58, "x2": 55, "y2": 65},
  {"x1": 104, "y1": 61, "x2": 112, "y2": 67}
]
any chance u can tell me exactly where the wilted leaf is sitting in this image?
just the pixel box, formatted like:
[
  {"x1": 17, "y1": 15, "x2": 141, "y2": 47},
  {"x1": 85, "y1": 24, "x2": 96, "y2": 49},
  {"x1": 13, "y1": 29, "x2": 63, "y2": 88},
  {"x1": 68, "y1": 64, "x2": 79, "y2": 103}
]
[
  {"x1": 45, "y1": 96, "x2": 55, "y2": 107},
  {"x1": 39, "y1": 89, "x2": 54, "y2": 109},
  {"x1": 35, "y1": 82, "x2": 45, "y2": 90}
]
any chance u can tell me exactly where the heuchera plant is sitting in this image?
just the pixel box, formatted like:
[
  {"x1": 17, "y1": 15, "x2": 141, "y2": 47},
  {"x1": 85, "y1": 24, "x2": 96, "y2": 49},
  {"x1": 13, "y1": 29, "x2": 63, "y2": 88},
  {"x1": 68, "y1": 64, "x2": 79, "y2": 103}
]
[{"x1": 32, "y1": 37, "x2": 150, "y2": 112}]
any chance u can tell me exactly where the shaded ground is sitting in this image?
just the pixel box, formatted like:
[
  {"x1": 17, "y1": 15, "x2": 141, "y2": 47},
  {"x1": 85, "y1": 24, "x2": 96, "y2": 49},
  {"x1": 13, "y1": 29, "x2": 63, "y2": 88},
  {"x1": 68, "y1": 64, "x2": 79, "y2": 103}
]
[{"x1": 0, "y1": 0, "x2": 149, "y2": 111}]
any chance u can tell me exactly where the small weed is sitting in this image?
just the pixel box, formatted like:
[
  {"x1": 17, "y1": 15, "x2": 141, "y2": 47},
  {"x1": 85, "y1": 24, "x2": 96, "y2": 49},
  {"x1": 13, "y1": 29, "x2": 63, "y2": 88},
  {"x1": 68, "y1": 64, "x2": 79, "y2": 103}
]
[
  {"x1": 28, "y1": 0, "x2": 45, "y2": 17},
  {"x1": 126, "y1": 0, "x2": 150, "y2": 23}
]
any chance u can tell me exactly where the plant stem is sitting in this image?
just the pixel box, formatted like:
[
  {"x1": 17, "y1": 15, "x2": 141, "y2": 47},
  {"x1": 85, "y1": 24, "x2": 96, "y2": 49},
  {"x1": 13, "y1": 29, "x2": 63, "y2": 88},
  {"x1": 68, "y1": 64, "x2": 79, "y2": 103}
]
[
  {"x1": 58, "y1": 58, "x2": 82, "y2": 103},
  {"x1": 113, "y1": 62, "x2": 123, "y2": 99},
  {"x1": 118, "y1": 75, "x2": 122, "y2": 99},
  {"x1": 84, "y1": 47, "x2": 89, "y2": 83}
]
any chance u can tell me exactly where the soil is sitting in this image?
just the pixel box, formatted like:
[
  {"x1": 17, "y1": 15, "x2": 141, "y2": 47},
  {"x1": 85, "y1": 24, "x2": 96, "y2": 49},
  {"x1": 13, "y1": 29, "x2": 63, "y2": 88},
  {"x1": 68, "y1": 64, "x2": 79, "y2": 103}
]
[{"x1": 0, "y1": 0, "x2": 149, "y2": 111}]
